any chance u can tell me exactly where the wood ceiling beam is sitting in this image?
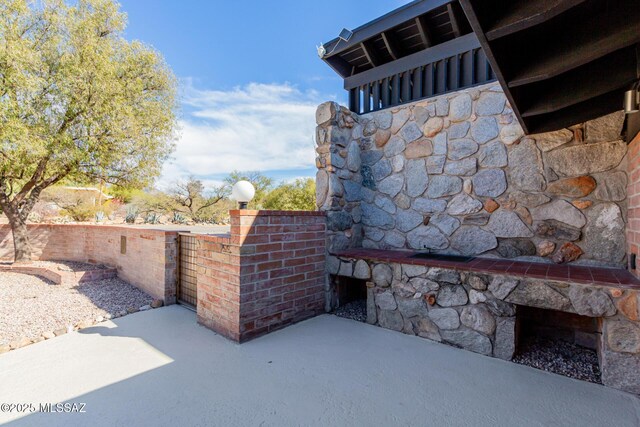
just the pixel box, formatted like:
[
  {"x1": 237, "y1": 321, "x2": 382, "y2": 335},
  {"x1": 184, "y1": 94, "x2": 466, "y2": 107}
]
[
  {"x1": 361, "y1": 40, "x2": 381, "y2": 67},
  {"x1": 415, "y1": 15, "x2": 432, "y2": 49},
  {"x1": 447, "y1": 3, "x2": 462, "y2": 37},
  {"x1": 381, "y1": 31, "x2": 401, "y2": 60}
]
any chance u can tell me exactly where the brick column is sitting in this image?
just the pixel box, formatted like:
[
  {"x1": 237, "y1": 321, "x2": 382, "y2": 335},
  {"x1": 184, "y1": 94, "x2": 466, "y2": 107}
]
[
  {"x1": 196, "y1": 210, "x2": 326, "y2": 342},
  {"x1": 627, "y1": 132, "x2": 640, "y2": 277}
]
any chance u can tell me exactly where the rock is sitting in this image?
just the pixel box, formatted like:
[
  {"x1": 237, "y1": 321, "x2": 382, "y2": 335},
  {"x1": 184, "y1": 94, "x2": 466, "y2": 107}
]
[
  {"x1": 569, "y1": 286, "x2": 616, "y2": 317},
  {"x1": 413, "y1": 197, "x2": 447, "y2": 214},
  {"x1": 470, "y1": 117, "x2": 499, "y2": 143},
  {"x1": 393, "y1": 281, "x2": 417, "y2": 299},
  {"x1": 433, "y1": 132, "x2": 447, "y2": 155},
  {"x1": 531, "y1": 200, "x2": 586, "y2": 228},
  {"x1": 384, "y1": 231, "x2": 406, "y2": 248},
  {"x1": 461, "y1": 305, "x2": 496, "y2": 334},
  {"x1": 585, "y1": 111, "x2": 625, "y2": 142},
  {"x1": 407, "y1": 226, "x2": 449, "y2": 250},
  {"x1": 552, "y1": 242, "x2": 584, "y2": 264},
  {"x1": 476, "y1": 92, "x2": 506, "y2": 116},
  {"x1": 376, "y1": 291, "x2": 397, "y2": 310},
  {"x1": 316, "y1": 102, "x2": 337, "y2": 125},
  {"x1": 372, "y1": 264, "x2": 393, "y2": 287},
  {"x1": 593, "y1": 171, "x2": 627, "y2": 202},
  {"x1": 54, "y1": 328, "x2": 67, "y2": 336},
  {"x1": 426, "y1": 268, "x2": 460, "y2": 283},
  {"x1": 338, "y1": 261, "x2": 353, "y2": 277},
  {"x1": 547, "y1": 176, "x2": 596, "y2": 197},
  {"x1": 409, "y1": 278, "x2": 440, "y2": 293},
  {"x1": 496, "y1": 239, "x2": 537, "y2": 258},
  {"x1": 405, "y1": 159, "x2": 428, "y2": 197},
  {"x1": 472, "y1": 169, "x2": 507, "y2": 197},
  {"x1": 346, "y1": 141, "x2": 361, "y2": 172},
  {"x1": 485, "y1": 298, "x2": 517, "y2": 317},
  {"x1": 390, "y1": 109, "x2": 410, "y2": 134},
  {"x1": 448, "y1": 122, "x2": 470, "y2": 139},
  {"x1": 366, "y1": 288, "x2": 377, "y2": 324},
  {"x1": 515, "y1": 206, "x2": 532, "y2": 226},
  {"x1": 374, "y1": 110, "x2": 393, "y2": 130},
  {"x1": 316, "y1": 170, "x2": 329, "y2": 207},
  {"x1": 462, "y1": 213, "x2": 490, "y2": 226},
  {"x1": 437, "y1": 285, "x2": 469, "y2": 307},
  {"x1": 416, "y1": 318, "x2": 442, "y2": 341},
  {"x1": 488, "y1": 277, "x2": 519, "y2": 300},
  {"x1": 414, "y1": 105, "x2": 430, "y2": 126},
  {"x1": 447, "y1": 193, "x2": 483, "y2": 215},
  {"x1": 361, "y1": 166, "x2": 376, "y2": 190},
  {"x1": 384, "y1": 135, "x2": 406, "y2": 157},
  {"x1": 127, "y1": 307, "x2": 139, "y2": 314},
  {"x1": 329, "y1": 174, "x2": 344, "y2": 198},
  {"x1": 423, "y1": 117, "x2": 444, "y2": 137},
  {"x1": 484, "y1": 199, "x2": 499, "y2": 213},
  {"x1": 441, "y1": 329, "x2": 492, "y2": 355},
  {"x1": 429, "y1": 308, "x2": 460, "y2": 330},
  {"x1": 444, "y1": 158, "x2": 477, "y2": 176},
  {"x1": 378, "y1": 174, "x2": 404, "y2": 197},
  {"x1": 601, "y1": 349, "x2": 640, "y2": 394},
  {"x1": 95, "y1": 315, "x2": 104, "y2": 323},
  {"x1": 375, "y1": 129, "x2": 391, "y2": 147},
  {"x1": 478, "y1": 140, "x2": 508, "y2": 168},
  {"x1": 371, "y1": 158, "x2": 392, "y2": 181},
  {"x1": 606, "y1": 320, "x2": 640, "y2": 353},
  {"x1": 450, "y1": 226, "x2": 497, "y2": 254},
  {"x1": 469, "y1": 290, "x2": 487, "y2": 304},
  {"x1": 509, "y1": 191, "x2": 550, "y2": 208},
  {"x1": 328, "y1": 126, "x2": 351, "y2": 147},
  {"x1": 535, "y1": 219, "x2": 582, "y2": 241},
  {"x1": 617, "y1": 293, "x2": 639, "y2": 321},
  {"x1": 10, "y1": 337, "x2": 32, "y2": 349},
  {"x1": 394, "y1": 209, "x2": 421, "y2": 233},
  {"x1": 403, "y1": 265, "x2": 428, "y2": 277},
  {"x1": 449, "y1": 93, "x2": 472, "y2": 122},
  {"x1": 537, "y1": 241, "x2": 556, "y2": 257},
  {"x1": 426, "y1": 175, "x2": 462, "y2": 198},
  {"x1": 463, "y1": 179, "x2": 472, "y2": 194},
  {"x1": 534, "y1": 129, "x2": 573, "y2": 152},
  {"x1": 0, "y1": 344, "x2": 10, "y2": 354},
  {"x1": 435, "y1": 97, "x2": 449, "y2": 116},
  {"x1": 494, "y1": 317, "x2": 516, "y2": 360},
  {"x1": 405, "y1": 139, "x2": 434, "y2": 159},
  {"x1": 486, "y1": 210, "x2": 533, "y2": 238},
  {"x1": 42, "y1": 331, "x2": 55, "y2": 340},
  {"x1": 581, "y1": 203, "x2": 625, "y2": 263},
  {"x1": 468, "y1": 275, "x2": 488, "y2": 290},
  {"x1": 448, "y1": 139, "x2": 478, "y2": 160},
  {"x1": 327, "y1": 256, "x2": 340, "y2": 275},
  {"x1": 429, "y1": 213, "x2": 460, "y2": 236},
  {"x1": 506, "y1": 282, "x2": 572, "y2": 311},
  {"x1": 508, "y1": 139, "x2": 546, "y2": 191},
  {"x1": 327, "y1": 211, "x2": 353, "y2": 231},
  {"x1": 394, "y1": 193, "x2": 411, "y2": 209},
  {"x1": 401, "y1": 121, "x2": 423, "y2": 142},
  {"x1": 77, "y1": 319, "x2": 94, "y2": 329},
  {"x1": 397, "y1": 297, "x2": 428, "y2": 318},
  {"x1": 500, "y1": 122, "x2": 524, "y2": 145},
  {"x1": 426, "y1": 155, "x2": 446, "y2": 174},
  {"x1": 546, "y1": 140, "x2": 627, "y2": 176},
  {"x1": 378, "y1": 309, "x2": 404, "y2": 331}
]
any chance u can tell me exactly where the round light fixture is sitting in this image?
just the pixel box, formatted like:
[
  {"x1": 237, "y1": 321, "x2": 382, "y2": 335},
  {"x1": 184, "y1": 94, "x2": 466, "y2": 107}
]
[{"x1": 231, "y1": 180, "x2": 255, "y2": 209}]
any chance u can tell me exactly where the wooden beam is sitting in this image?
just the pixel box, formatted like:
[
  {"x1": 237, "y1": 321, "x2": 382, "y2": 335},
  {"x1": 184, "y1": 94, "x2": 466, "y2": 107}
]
[
  {"x1": 325, "y1": 55, "x2": 354, "y2": 78},
  {"x1": 381, "y1": 31, "x2": 400, "y2": 60},
  {"x1": 361, "y1": 40, "x2": 380, "y2": 67},
  {"x1": 415, "y1": 15, "x2": 432, "y2": 48},
  {"x1": 447, "y1": 3, "x2": 462, "y2": 37}
]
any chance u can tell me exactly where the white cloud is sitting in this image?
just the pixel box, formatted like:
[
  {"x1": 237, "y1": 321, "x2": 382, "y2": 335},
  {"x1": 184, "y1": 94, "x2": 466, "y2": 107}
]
[{"x1": 158, "y1": 81, "x2": 328, "y2": 188}]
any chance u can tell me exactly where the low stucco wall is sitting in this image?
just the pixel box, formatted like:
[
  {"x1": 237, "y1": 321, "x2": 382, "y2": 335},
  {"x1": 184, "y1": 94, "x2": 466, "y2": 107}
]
[{"x1": 0, "y1": 224, "x2": 180, "y2": 302}]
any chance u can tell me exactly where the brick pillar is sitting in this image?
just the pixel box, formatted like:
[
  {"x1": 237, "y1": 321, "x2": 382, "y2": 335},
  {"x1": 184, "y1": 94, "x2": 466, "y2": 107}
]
[
  {"x1": 627, "y1": 132, "x2": 640, "y2": 277},
  {"x1": 196, "y1": 210, "x2": 326, "y2": 342}
]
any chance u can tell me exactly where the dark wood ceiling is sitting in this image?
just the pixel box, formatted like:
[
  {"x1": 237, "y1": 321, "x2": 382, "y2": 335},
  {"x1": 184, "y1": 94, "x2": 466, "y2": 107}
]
[
  {"x1": 459, "y1": 0, "x2": 640, "y2": 135},
  {"x1": 322, "y1": 0, "x2": 472, "y2": 78}
]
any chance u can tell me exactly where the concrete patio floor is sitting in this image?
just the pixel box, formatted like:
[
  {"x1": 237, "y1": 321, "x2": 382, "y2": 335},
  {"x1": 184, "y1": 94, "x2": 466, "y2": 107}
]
[{"x1": 1, "y1": 306, "x2": 639, "y2": 426}]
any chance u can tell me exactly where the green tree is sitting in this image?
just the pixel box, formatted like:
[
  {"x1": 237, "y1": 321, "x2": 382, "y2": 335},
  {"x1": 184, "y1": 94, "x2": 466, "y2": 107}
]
[
  {"x1": 263, "y1": 178, "x2": 316, "y2": 211},
  {"x1": 0, "y1": 0, "x2": 177, "y2": 261},
  {"x1": 168, "y1": 176, "x2": 225, "y2": 222},
  {"x1": 223, "y1": 171, "x2": 273, "y2": 209}
]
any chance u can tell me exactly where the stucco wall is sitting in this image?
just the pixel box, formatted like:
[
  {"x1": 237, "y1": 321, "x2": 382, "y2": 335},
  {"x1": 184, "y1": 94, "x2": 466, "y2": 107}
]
[{"x1": 316, "y1": 83, "x2": 628, "y2": 267}]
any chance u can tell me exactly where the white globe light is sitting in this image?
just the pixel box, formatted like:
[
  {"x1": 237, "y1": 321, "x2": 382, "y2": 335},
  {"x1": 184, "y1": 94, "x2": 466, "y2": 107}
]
[{"x1": 231, "y1": 180, "x2": 255, "y2": 203}]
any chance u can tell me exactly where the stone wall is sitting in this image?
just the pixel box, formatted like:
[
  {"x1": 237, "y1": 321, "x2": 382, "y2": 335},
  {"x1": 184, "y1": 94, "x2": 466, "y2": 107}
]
[
  {"x1": 334, "y1": 255, "x2": 640, "y2": 394},
  {"x1": 316, "y1": 83, "x2": 628, "y2": 267},
  {"x1": 0, "y1": 224, "x2": 180, "y2": 302},
  {"x1": 197, "y1": 210, "x2": 326, "y2": 342}
]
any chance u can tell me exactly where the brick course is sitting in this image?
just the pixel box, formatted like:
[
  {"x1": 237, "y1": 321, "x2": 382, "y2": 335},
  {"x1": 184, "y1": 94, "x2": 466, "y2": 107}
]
[
  {"x1": 196, "y1": 210, "x2": 326, "y2": 342},
  {"x1": 628, "y1": 132, "x2": 640, "y2": 277}
]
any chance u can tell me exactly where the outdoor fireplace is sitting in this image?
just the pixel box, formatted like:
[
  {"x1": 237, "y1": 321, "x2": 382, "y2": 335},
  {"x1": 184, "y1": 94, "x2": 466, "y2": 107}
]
[{"x1": 330, "y1": 274, "x2": 367, "y2": 323}]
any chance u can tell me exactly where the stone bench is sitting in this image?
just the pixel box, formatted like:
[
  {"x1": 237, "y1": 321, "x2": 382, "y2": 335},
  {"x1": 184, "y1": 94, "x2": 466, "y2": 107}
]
[{"x1": 330, "y1": 249, "x2": 640, "y2": 394}]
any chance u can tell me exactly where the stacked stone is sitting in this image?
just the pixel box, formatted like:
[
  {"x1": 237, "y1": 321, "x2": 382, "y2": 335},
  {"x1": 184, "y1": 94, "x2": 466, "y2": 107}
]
[
  {"x1": 316, "y1": 83, "x2": 628, "y2": 267},
  {"x1": 330, "y1": 256, "x2": 640, "y2": 394}
]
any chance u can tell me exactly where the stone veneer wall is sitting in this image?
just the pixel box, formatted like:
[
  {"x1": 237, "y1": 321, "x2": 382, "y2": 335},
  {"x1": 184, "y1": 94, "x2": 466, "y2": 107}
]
[
  {"x1": 0, "y1": 224, "x2": 180, "y2": 302},
  {"x1": 332, "y1": 256, "x2": 640, "y2": 394},
  {"x1": 316, "y1": 83, "x2": 628, "y2": 267}
]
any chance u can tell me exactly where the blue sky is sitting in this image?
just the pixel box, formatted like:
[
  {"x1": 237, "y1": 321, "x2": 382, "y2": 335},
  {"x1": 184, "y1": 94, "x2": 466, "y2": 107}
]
[{"x1": 117, "y1": 0, "x2": 408, "y2": 189}]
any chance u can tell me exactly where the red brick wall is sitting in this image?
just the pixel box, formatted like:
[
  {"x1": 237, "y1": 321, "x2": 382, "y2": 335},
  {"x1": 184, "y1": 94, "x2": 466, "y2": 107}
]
[
  {"x1": 196, "y1": 210, "x2": 326, "y2": 342},
  {"x1": 627, "y1": 132, "x2": 640, "y2": 277},
  {"x1": 0, "y1": 224, "x2": 179, "y2": 302}
]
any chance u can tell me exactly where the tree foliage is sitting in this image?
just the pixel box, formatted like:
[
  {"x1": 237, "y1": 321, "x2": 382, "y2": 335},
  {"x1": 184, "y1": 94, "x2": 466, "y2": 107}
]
[
  {"x1": 263, "y1": 178, "x2": 315, "y2": 211},
  {"x1": 0, "y1": 0, "x2": 177, "y2": 260},
  {"x1": 223, "y1": 171, "x2": 273, "y2": 209}
]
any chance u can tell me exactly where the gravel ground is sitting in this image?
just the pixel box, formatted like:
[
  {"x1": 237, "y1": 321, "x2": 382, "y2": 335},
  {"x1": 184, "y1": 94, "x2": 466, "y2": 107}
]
[
  {"x1": 0, "y1": 272, "x2": 153, "y2": 346},
  {"x1": 0, "y1": 260, "x2": 109, "y2": 272},
  {"x1": 334, "y1": 300, "x2": 367, "y2": 322},
  {"x1": 513, "y1": 337, "x2": 602, "y2": 384}
]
